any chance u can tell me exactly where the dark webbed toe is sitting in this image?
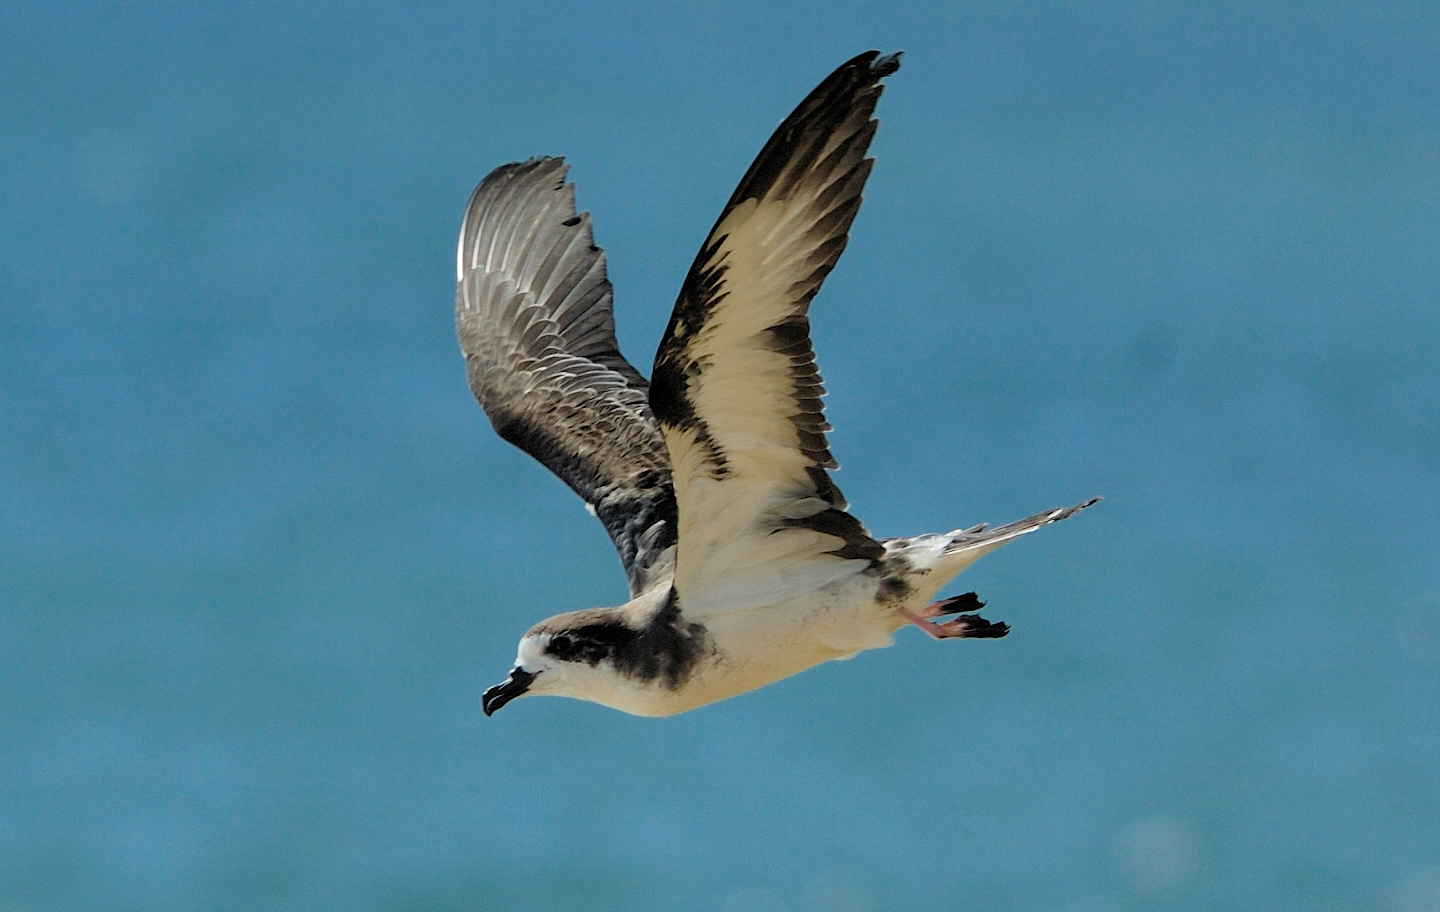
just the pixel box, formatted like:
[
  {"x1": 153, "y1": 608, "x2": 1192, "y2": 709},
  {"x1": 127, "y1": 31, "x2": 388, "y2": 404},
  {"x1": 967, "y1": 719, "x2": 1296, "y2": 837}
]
[
  {"x1": 931, "y1": 592, "x2": 985, "y2": 616},
  {"x1": 950, "y1": 614, "x2": 1009, "y2": 638},
  {"x1": 898, "y1": 601, "x2": 1010, "y2": 640}
]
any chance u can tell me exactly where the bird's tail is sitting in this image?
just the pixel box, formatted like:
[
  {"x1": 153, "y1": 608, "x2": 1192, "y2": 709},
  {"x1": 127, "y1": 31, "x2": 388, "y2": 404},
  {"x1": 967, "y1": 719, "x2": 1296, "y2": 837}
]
[
  {"x1": 942, "y1": 497, "x2": 1099, "y2": 566},
  {"x1": 887, "y1": 498, "x2": 1100, "y2": 597}
]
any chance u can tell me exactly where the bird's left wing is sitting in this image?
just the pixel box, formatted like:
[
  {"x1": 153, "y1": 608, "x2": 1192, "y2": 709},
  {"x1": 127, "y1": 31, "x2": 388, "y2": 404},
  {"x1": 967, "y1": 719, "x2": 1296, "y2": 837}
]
[
  {"x1": 650, "y1": 52, "x2": 900, "y2": 613},
  {"x1": 457, "y1": 158, "x2": 676, "y2": 595}
]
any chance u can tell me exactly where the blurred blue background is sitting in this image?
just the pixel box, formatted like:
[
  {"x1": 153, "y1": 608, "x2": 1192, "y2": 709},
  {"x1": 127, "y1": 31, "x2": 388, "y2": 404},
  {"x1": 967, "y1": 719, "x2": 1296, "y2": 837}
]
[{"x1": 3, "y1": 1, "x2": 1439, "y2": 910}]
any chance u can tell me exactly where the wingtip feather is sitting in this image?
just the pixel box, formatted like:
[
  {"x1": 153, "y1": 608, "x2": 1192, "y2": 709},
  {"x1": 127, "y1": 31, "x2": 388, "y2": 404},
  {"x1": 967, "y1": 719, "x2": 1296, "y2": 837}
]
[{"x1": 871, "y1": 51, "x2": 903, "y2": 76}]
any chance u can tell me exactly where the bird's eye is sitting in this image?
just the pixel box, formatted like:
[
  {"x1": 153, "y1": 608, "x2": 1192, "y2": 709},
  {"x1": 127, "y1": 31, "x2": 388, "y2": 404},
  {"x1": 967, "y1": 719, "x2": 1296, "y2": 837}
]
[{"x1": 550, "y1": 634, "x2": 573, "y2": 655}]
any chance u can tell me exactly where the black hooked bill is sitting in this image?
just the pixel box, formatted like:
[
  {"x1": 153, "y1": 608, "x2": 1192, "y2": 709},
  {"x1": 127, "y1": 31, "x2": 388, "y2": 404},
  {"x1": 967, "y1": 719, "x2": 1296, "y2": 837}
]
[{"x1": 482, "y1": 667, "x2": 538, "y2": 716}]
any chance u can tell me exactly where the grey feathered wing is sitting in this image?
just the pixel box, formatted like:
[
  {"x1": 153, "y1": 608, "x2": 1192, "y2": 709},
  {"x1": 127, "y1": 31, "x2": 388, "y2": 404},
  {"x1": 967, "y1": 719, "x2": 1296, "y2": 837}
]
[{"x1": 456, "y1": 158, "x2": 675, "y2": 595}]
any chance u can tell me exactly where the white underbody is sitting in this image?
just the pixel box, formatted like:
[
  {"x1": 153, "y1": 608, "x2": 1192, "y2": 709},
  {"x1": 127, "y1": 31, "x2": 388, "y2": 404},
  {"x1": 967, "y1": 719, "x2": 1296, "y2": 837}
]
[
  {"x1": 543, "y1": 531, "x2": 992, "y2": 717},
  {"x1": 631, "y1": 573, "x2": 906, "y2": 716},
  {"x1": 511, "y1": 501, "x2": 1095, "y2": 716}
]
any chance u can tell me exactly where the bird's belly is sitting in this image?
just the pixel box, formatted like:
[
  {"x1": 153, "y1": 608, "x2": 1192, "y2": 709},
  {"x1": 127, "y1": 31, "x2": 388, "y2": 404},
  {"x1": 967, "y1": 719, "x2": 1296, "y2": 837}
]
[{"x1": 601, "y1": 582, "x2": 896, "y2": 716}]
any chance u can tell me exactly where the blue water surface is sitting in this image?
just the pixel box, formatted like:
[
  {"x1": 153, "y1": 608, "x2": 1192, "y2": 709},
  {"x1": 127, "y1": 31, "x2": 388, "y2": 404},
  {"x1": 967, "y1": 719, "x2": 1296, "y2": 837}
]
[{"x1": 3, "y1": 2, "x2": 1438, "y2": 910}]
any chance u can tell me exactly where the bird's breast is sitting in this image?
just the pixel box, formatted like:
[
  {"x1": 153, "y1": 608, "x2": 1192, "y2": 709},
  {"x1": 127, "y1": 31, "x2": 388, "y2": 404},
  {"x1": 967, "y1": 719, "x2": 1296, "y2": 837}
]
[{"x1": 604, "y1": 581, "x2": 897, "y2": 716}]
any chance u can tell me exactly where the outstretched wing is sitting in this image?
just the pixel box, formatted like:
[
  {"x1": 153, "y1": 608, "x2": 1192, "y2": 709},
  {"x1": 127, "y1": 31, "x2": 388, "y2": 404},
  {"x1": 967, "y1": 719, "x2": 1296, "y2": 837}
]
[
  {"x1": 457, "y1": 158, "x2": 675, "y2": 595},
  {"x1": 650, "y1": 51, "x2": 901, "y2": 613}
]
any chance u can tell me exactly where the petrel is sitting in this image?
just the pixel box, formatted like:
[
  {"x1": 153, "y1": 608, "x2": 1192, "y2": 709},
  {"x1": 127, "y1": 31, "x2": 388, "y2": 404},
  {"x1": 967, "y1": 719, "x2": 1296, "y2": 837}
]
[{"x1": 459, "y1": 51, "x2": 1097, "y2": 717}]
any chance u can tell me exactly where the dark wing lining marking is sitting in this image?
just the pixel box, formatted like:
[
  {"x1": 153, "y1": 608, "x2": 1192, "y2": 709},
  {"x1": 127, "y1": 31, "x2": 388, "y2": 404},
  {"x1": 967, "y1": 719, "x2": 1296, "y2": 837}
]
[
  {"x1": 650, "y1": 52, "x2": 900, "y2": 591},
  {"x1": 538, "y1": 591, "x2": 710, "y2": 689},
  {"x1": 456, "y1": 158, "x2": 675, "y2": 594}
]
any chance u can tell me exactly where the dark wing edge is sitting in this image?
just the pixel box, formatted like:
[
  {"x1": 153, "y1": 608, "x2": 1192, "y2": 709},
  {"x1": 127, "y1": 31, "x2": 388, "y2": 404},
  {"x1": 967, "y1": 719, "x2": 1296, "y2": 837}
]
[
  {"x1": 456, "y1": 157, "x2": 676, "y2": 594},
  {"x1": 650, "y1": 51, "x2": 902, "y2": 567}
]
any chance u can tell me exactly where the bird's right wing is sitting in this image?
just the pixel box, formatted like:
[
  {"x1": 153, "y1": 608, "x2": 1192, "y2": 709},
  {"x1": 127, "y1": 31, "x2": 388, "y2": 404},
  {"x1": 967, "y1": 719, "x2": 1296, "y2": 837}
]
[
  {"x1": 457, "y1": 158, "x2": 676, "y2": 595},
  {"x1": 649, "y1": 52, "x2": 900, "y2": 615}
]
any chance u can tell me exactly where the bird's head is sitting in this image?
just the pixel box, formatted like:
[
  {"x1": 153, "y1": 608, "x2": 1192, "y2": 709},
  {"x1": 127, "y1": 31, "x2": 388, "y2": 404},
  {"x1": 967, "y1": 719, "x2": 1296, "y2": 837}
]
[{"x1": 481, "y1": 610, "x2": 634, "y2": 715}]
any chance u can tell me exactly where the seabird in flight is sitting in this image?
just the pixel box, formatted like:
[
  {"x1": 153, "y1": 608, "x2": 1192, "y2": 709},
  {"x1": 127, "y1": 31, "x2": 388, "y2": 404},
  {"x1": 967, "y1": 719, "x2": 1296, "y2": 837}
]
[{"x1": 457, "y1": 51, "x2": 1098, "y2": 717}]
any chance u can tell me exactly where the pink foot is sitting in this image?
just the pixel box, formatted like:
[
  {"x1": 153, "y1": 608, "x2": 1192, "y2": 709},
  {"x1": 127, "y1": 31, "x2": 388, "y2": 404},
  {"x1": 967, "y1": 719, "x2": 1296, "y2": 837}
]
[
  {"x1": 899, "y1": 601, "x2": 1009, "y2": 640},
  {"x1": 919, "y1": 592, "x2": 985, "y2": 618}
]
